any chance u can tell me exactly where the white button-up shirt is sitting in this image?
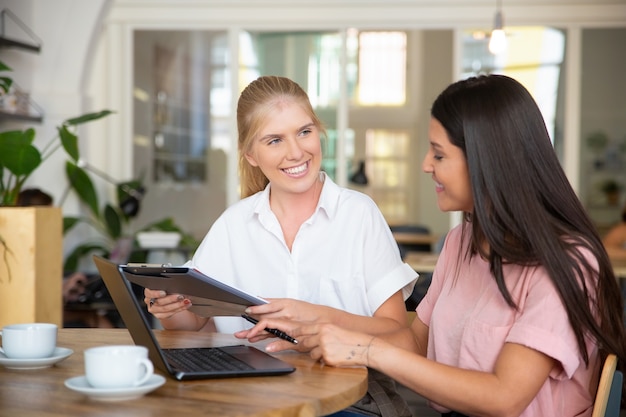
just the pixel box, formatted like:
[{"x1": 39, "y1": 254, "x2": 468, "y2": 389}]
[{"x1": 190, "y1": 173, "x2": 417, "y2": 332}]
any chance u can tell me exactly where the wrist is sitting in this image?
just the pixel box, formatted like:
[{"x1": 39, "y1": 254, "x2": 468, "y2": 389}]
[{"x1": 365, "y1": 336, "x2": 376, "y2": 367}]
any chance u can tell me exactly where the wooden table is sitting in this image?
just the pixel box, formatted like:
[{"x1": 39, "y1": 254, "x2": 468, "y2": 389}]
[
  {"x1": 0, "y1": 328, "x2": 368, "y2": 417},
  {"x1": 392, "y1": 232, "x2": 440, "y2": 246}
]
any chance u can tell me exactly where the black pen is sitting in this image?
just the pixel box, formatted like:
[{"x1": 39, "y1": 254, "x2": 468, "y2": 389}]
[{"x1": 241, "y1": 314, "x2": 298, "y2": 344}]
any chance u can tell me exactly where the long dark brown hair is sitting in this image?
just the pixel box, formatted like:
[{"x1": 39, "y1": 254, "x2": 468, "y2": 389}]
[{"x1": 432, "y1": 74, "x2": 626, "y2": 386}]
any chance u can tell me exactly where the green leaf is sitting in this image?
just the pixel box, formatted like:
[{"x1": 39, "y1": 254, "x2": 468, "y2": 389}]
[
  {"x1": 0, "y1": 61, "x2": 11, "y2": 72},
  {"x1": 0, "y1": 76, "x2": 13, "y2": 94},
  {"x1": 0, "y1": 129, "x2": 41, "y2": 176},
  {"x1": 64, "y1": 110, "x2": 114, "y2": 126},
  {"x1": 58, "y1": 125, "x2": 79, "y2": 161},
  {"x1": 65, "y1": 162, "x2": 99, "y2": 217},
  {"x1": 103, "y1": 204, "x2": 122, "y2": 239},
  {"x1": 62, "y1": 216, "x2": 81, "y2": 234},
  {"x1": 0, "y1": 128, "x2": 35, "y2": 145}
]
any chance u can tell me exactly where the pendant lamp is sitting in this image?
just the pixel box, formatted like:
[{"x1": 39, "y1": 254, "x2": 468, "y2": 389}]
[{"x1": 488, "y1": 0, "x2": 507, "y2": 55}]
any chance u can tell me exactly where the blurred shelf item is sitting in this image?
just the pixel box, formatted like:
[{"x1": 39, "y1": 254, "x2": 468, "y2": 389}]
[{"x1": 136, "y1": 231, "x2": 182, "y2": 249}]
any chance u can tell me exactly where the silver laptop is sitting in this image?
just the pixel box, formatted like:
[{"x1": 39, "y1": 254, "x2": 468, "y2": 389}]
[{"x1": 92, "y1": 255, "x2": 295, "y2": 380}]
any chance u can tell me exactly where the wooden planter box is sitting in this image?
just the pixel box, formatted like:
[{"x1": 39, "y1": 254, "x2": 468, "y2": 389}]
[{"x1": 0, "y1": 207, "x2": 62, "y2": 327}]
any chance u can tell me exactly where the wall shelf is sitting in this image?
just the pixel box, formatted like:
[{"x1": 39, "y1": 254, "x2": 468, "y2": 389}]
[
  {"x1": 0, "y1": 109, "x2": 42, "y2": 123},
  {"x1": 0, "y1": 9, "x2": 42, "y2": 54},
  {"x1": 0, "y1": 35, "x2": 40, "y2": 53}
]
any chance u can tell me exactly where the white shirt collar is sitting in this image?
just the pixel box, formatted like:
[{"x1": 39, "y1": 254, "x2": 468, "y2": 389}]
[{"x1": 252, "y1": 171, "x2": 340, "y2": 222}]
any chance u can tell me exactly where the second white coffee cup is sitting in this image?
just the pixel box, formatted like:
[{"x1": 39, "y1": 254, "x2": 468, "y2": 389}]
[
  {"x1": 0, "y1": 323, "x2": 57, "y2": 359},
  {"x1": 84, "y1": 345, "x2": 153, "y2": 389}
]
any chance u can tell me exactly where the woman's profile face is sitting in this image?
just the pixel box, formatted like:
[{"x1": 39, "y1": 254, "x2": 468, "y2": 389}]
[
  {"x1": 244, "y1": 101, "x2": 322, "y2": 198},
  {"x1": 422, "y1": 117, "x2": 473, "y2": 213}
]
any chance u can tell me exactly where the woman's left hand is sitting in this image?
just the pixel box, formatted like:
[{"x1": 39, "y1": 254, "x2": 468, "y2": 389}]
[{"x1": 236, "y1": 318, "x2": 376, "y2": 368}]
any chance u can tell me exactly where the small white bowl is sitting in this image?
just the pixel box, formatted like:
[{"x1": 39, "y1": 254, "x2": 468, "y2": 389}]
[{"x1": 136, "y1": 231, "x2": 181, "y2": 249}]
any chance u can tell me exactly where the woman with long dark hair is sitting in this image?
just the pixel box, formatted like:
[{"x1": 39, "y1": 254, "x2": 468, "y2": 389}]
[{"x1": 247, "y1": 75, "x2": 626, "y2": 416}]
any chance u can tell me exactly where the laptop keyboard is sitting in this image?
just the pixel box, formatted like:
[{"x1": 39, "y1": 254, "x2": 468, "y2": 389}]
[{"x1": 164, "y1": 347, "x2": 255, "y2": 372}]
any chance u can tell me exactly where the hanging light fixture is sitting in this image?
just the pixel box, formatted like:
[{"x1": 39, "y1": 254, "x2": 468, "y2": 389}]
[{"x1": 488, "y1": 0, "x2": 507, "y2": 55}]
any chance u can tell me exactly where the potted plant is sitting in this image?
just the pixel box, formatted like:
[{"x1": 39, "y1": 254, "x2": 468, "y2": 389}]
[
  {"x1": 0, "y1": 61, "x2": 113, "y2": 205},
  {"x1": 0, "y1": 114, "x2": 113, "y2": 205},
  {"x1": 61, "y1": 163, "x2": 199, "y2": 272}
]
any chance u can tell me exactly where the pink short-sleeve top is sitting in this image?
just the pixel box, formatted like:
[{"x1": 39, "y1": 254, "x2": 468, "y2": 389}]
[{"x1": 416, "y1": 224, "x2": 600, "y2": 416}]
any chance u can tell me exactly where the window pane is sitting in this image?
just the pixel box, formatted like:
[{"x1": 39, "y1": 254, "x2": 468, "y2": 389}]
[
  {"x1": 357, "y1": 32, "x2": 407, "y2": 106},
  {"x1": 365, "y1": 129, "x2": 410, "y2": 223}
]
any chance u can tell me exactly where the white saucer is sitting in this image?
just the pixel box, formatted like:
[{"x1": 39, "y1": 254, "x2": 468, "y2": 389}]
[
  {"x1": 0, "y1": 347, "x2": 73, "y2": 370},
  {"x1": 64, "y1": 374, "x2": 166, "y2": 401}
]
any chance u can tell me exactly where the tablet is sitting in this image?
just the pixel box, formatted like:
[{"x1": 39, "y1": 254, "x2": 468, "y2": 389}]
[{"x1": 122, "y1": 264, "x2": 267, "y2": 317}]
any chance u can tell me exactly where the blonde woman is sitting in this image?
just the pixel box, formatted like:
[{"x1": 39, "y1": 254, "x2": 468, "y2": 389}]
[{"x1": 145, "y1": 76, "x2": 417, "y2": 417}]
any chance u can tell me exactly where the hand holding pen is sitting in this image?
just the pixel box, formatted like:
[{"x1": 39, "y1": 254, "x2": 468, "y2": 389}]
[{"x1": 241, "y1": 314, "x2": 298, "y2": 344}]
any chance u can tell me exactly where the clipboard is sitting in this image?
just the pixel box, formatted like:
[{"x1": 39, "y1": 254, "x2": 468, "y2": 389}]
[{"x1": 121, "y1": 264, "x2": 267, "y2": 317}]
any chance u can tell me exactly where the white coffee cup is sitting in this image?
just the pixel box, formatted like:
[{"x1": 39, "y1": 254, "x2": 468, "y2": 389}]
[
  {"x1": 84, "y1": 345, "x2": 154, "y2": 389},
  {"x1": 0, "y1": 323, "x2": 57, "y2": 359}
]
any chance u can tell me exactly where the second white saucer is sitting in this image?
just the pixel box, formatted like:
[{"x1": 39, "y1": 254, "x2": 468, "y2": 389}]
[
  {"x1": 0, "y1": 347, "x2": 73, "y2": 370},
  {"x1": 64, "y1": 374, "x2": 166, "y2": 401}
]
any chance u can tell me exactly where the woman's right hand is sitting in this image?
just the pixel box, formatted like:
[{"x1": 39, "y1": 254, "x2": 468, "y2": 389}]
[{"x1": 144, "y1": 288, "x2": 191, "y2": 320}]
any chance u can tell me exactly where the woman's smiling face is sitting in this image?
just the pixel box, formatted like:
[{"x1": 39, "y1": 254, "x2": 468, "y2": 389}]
[
  {"x1": 422, "y1": 117, "x2": 473, "y2": 213},
  {"x1": 244, "y1": 100, "x2": 322, "y2": 197}
]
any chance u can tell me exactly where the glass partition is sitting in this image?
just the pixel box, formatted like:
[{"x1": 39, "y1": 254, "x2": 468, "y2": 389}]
[
  {"x1": 579, "y1": 28, "x2": 626, "y2": 233},
  {"x1": 134, "y1": 30, "x2": 231, "y2": 185},
  {"x1": 133, "y1": 29, "x2": 418, "y2": 225}
]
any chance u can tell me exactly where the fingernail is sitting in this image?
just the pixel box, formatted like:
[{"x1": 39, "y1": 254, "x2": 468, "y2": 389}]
[
  {"x1": 177, "y1": 295, "x2": 184, "y2": 301},
  {"x1": 159, "y1": 291, "x2": 167, "y2": 297},
  {"x1": 244, "y1": 308, "x2": 251, "y2": 313},
  {"x1": 183, "y1": 299, "x2": 191, "y2": 305}
]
